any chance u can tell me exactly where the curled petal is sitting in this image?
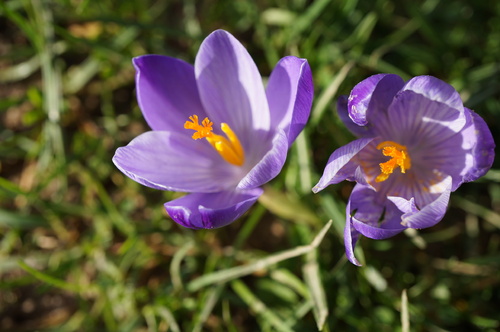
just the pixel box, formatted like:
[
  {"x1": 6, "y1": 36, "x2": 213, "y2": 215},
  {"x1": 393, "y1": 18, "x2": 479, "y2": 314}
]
[
  {"x1": 388, "y1": 196, "x2": 419, "y2": 216},
  {"x1": 165, "y1": 188, "x2": 263, "y2": 229},
  {"x1": 352, "y1": 216, "x2": 406, "y2": 240},
  {"x1": 312, "y1": 138, "x2": 374, "y2": 193},
  {"x1": 112, "y1": 131, "x2": 237, "y2": 193},
  {"x1": 133, "y1": 55, "x2": 206, "y2": 132},
  {"x1": 266, "y1": 56, "x2": 314, "y2": 146},
  {"x1": 344, "y1": 199, "x2": 362, "y2": 266},
  {"x1": 348, "y1": 184, "x2": 406, "y2": 240},
  {"x1": 337, "y1": 95, "x2": 373, "y2": 137},
  {"x1": 348, "y1": 74, "x2": 404, "y2": 126},
  {"x1": 195, "y1": 29, "x2": 270, "y2": 147}
]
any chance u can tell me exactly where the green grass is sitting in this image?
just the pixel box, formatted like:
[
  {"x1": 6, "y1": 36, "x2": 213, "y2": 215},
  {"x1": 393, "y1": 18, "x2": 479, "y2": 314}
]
[{"x1": 1, "y1": 0, "x2": 499, "y2": 331}]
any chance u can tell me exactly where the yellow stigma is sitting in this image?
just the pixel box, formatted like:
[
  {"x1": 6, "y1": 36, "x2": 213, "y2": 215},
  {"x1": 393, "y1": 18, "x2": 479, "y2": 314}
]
[
  {"x1": 184, "y1": 114, "x2": 245, "y2": 166},
  {"x1": 375, "y1": 141, "x2": 412, "y2": 183}
]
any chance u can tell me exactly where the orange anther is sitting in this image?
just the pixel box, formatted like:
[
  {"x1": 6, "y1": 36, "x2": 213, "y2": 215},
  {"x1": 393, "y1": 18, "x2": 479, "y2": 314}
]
[
  {"x1": 184, "y1": 115, "x2": 245, "y2": 166},
  {"x1": 375, "y1": 141, "x2": 411, "y2": 183}
]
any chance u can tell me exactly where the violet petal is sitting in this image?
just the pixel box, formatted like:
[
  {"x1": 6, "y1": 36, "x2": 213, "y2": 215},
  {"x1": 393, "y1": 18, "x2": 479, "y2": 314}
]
[
  {"x1": 344, "y1": 198, "x2": 362, "y2": 266},
  {"x1": 461, "y1": 108, "x2": 495, "y2": 182},
  {"x1": 348, "y1": 74, "x2": 404, "y2": 126},
  {"x1": 348, "y1": 184, "x2": 406, "y2": 240},
  {"x1": 195, "y1": 30, "x2": 270, "y2": 148},
  {"x1": 403, "y1": 176, "x2": 452, "y2": 229},
  {"x1": 337, "y1": 95, "x2": 373, "y2": 137},
  {"x1": 402, "y1": 75, "x2": 464, "y2": 112},
  {"x1": 165, "y1": 188, "x2": 263, "y2": 229},
  {"x1": 266, "y1": 56, "x2": 314, "y2": 146},
  {"x1": 112, "y1": 131, "x2": 237, "y2": 192},
  {"x1": 313, "y1": 137, "x2": 375, "y2": 193},
  {"x1": 398, "y1": 75, "x2": 466, "y2": 133},
  {"x1": 238, "y1": 130, "x2": 289, "y2": 189},
  {"x1": 133, "y1": 55, "x2": 205, "y2": 132}
]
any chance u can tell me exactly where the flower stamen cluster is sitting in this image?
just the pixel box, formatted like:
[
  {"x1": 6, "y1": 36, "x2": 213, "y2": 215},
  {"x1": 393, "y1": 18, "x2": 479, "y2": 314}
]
[
  {"x1": 184, "y1": 115, "x2": 213, "y2": 139},
  {"x1": 375, "y1": 141, "x2": 411, "y2": 182},
  {"x1": 185, "y1": 114, "x2": 245, "y2": 166}
]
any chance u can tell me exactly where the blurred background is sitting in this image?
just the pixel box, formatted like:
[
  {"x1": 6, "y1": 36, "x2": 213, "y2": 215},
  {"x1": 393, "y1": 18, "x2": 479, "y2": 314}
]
[{"x1": 0, "y1": 0, "x2": 499, "y2": 331}]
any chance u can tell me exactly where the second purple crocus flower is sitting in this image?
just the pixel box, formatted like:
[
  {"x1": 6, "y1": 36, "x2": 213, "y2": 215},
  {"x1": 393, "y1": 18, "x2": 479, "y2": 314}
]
[
  {"x1": 313, "y1": 74, "x2": 495, "y2": 265},
  {"x1": 113, "y1": 30, "x2": 313, "y2": 229}
]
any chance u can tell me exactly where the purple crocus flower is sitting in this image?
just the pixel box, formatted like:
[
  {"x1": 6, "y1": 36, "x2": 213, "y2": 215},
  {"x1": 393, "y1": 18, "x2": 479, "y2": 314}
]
[
  {"x1": 313, "y1": 74, "x2": 495, "y2": 265},
  {"x1": 113, "y1": 30, "x2": 313, "y2": 229}
]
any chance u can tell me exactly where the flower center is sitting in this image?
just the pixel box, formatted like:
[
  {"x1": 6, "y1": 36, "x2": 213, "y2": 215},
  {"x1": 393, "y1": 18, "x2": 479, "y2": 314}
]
[
  {"x1": 184, "y1": 114, "x2": 245, "y2": 166},
  {"x1": 375, "y1": 141, "x2": 412, "y2": 183}
]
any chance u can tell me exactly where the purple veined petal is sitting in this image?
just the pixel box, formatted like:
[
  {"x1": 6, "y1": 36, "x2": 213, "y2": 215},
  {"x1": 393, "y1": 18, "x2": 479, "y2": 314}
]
[
  {"x1": 348, "y1": 184, "x2": 407, "y2": 240},
  {"x1": 133, "y1": 55, "x2": 206, "y2": 132},
  {"x1": 337, "y1": 95, "x2": 373, "y2": 137},
  {"x1": 352, "y1": 216, "x2": 406, "y2": 240},
  {"x1": 381, "y1": 98, "x2": 469, "y2": 193},
  {"x1": 403, "y1": 176, "x2": 452, "y2": 229},
  {"x1": 237, "y1": 130, "x2": 289, "y2": 189},
  {"x1": 348, "y1": 73, "x2": 404, "y2": 126},
  {"x1": 393, "y1": 76, "x2": 467, "y2": 134},
  {"x1": 388, "y1": 196, "x2": 419, "y2": 216},
  {"x1": 344, "y1": 199, "x2": 362, "y2": 266},
  {"x1": 381, "y1": 88, "x2": 468, "y2": 146},
  {"x1": 312, "y1": 137, "x2": 375, "y2": 193},
  {"x1": 195, "y1": 30, "x2": 270, "y2": 148},
  {"x1": 112, "y1": 131, "x2": 239, "y2": 193},
  {"x1": 266, "y1": 56, "x2": 314, "y2": 146},
  {"x1": 165, "y1": 188, "x2": 263, "y2": 229},
  {"x1": 348, "y1": 183, "x2": 384, "y2": 224},
  {"x1": 402, "y1": 75, "x2": 464, "y2": 113},
  {"x1": 461, "y1": 108, "x2": 495, "y2": 183}
]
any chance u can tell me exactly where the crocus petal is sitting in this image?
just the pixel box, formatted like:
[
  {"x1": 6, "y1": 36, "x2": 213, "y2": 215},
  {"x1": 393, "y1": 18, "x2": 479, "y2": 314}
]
[
  {"x1": 344, "y1": 199, "x2": 362, "y2": 266},
  {"x1": 381, "y1": 89, "x2": 467, "y2": 145},
  {"x1": 402, "y1": 75, "x2": 464, "y2": 113},
  {"x1": 337, "y1": 95, "x2": 373, "y2": 137},
  {"x1": 348, "y1": 183, "x2": 384, "y2": 224},
  {"x1": 352, "y1": 216, "x2": 406, "y2": 240},
  {"x1": 398, "y1": 76, "x2": 466, "y2": 133},
  {"x1": 348, "y1": 74, "x2": 404, "y2": 126},
  {"x1": 403, "y1": 176, "x2": 452, "y2": 229},
  {"x1": 112, "y1": 131, "x2": 238, "y2": 192},
  {"x1": 388, "y1": 196, "x2": 419, "y2": 216},
  {"x1": 133, "y1": 55, "x2": 206, "y2": 132},
  {"x1": 348, "y1": 184, "x2": 407, "y2": 240},
  {"x1": 312, "y1": 138, "x2": 375, "y2": 193},
  {"x1": 165, "y1": 188, "x2": 263, "y2": 229},
  {"x1": 237, "y1": 130, "x2": 289, "y2": 189},
  {"x1": 266, "y1": 56, "x2": 314, "y2": 146},
  {"x1": 461, "y1": 108, "x2": 495, "y2": 183},
  {"x1": 195, "y1": 30, "x2": 270, "y2": 146}
]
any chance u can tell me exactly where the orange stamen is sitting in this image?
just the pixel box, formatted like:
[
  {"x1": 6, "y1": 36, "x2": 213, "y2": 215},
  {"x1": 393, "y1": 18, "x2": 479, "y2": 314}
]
[
  {"x1": 375, "y1": 141, "x2": 412, "y2": 183},
  {"x1": 184, "y1": 115, "x2": 213, "y2": 139},
  {"x1": 184, "y1": 114, "x2": 245, "y2": 166}
]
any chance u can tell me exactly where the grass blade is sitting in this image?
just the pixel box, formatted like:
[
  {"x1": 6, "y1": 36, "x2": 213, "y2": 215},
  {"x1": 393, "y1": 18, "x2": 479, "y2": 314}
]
[
  {"x1": 18, "y1": 260, "x2": 81, "y2": 293},
  {"x1": 187, "y1": 220, "x2": 332, "y2": 292},
  {"x1": 155, "y1": 306, "x2": 181, "y2": 332},
  {"x1": 303, "y1": 250, "x2": 329, "y2": 330},
  {"x1": 231, "y1": 279, "x2": 294, "y2": 332},
  {"x1": 401, "y1": 289, "x2": 409, "y2": 332}
]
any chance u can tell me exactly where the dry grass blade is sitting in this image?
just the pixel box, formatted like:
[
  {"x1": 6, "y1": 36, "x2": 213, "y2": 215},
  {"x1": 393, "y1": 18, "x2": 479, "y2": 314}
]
[
  {"x1": 187, "y1": 220, "x2": 333, "y2": 292},
  {"x1": 303, "y1": 250, "x2": 328, "y2": 330}
]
